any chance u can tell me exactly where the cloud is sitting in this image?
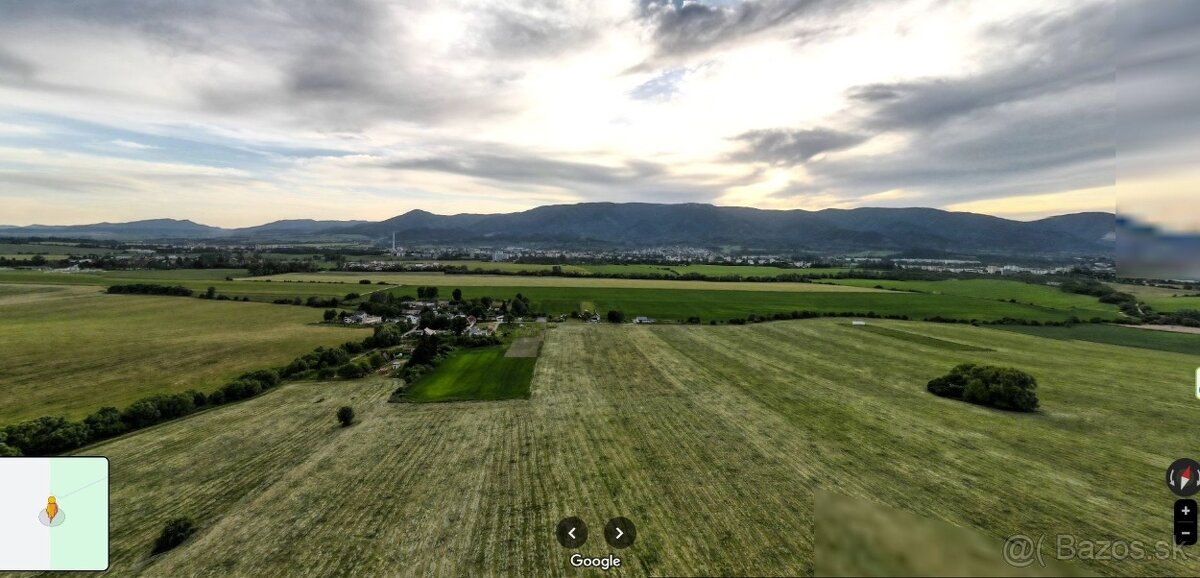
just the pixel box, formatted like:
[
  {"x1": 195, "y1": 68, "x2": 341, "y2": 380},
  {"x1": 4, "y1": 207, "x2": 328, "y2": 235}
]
[
  {"x1": 730, "y1": 128, "x2": 866, "y2": 165},
  {"x1": 0, "y1": 1, "x2": 1120, "y2": 225},
  {"x1": 634, "y1": 0, "x2": 849, "y2": 68},
  {"x1": 757, "y1": 1, "x2": 1115, "y2": 209},
  {"x1": 110, "y1": 139, "x2": 157, "y2": 150}
]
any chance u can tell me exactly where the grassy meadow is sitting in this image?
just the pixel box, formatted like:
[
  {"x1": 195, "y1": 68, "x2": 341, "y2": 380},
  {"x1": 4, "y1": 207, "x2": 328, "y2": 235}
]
[
  {"x1": 78, "y1": 319, "x2": 1199, "y2": 575},
  {"x1": 244, "y1": 272, "x2": 1095, "y2": 322},
  {"x1": 403, "y1": 345, "x2": 537, "y2": 402},
  {"x1": 1109, "y1": 282, "x2": 1200, "y2": 313},
  {"x1": 0, "y1": 285, "x2": 368, "y2": 423},
  {"x1": 996, "y1": 323, "x2": 1200, "y2": 355}
]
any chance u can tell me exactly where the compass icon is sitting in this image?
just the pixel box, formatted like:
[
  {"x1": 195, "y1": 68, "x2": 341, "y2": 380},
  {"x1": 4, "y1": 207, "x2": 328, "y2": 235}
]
[{"x1": 1167, "y1": 458, "x2": 1200, "y2": 497}]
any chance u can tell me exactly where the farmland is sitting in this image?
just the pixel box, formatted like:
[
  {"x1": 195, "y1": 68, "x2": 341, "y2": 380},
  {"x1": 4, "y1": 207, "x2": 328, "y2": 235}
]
[
  {"x1": 821, "y1": 278, "x2": 1121, "y2": 319},
  {"x1": 0, "y1": 285, "x2": 368, "y2": 423},
  {"x1": 227, "y1": 272, "x2": 1095, "y2": 322},
  {"x1": 78, "y1": 319, "x2": 1197, "y2": 575},
  {"x1": 996, "y1": 323, "x2": 1200, "y2": 355},
  {"x1": 244, "y1": 271, "x2": 875, "y2": 293},
  {"x1": 0, "y1": 269, "x2": 385, "y2": 302},
  {"x1": 334, "y1": 260, "x2": 851, "y2": 278},
  {"x1": 1109, "y1": 282, "x2": 1200, "y2": 313}
]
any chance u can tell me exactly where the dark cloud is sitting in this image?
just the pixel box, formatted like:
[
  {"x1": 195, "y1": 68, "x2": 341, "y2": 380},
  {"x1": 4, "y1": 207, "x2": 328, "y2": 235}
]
[
  {"x1": 848, "y1": 2, "x2": 1113, "y2": 132},
  {"x1": 0, "y1": 49, "x2": 34, "y2": 81},
  {"x1": 470, "y1": 2, "x2": 601, "y2": 58},
  {"x1": 754, "y1": 1, "x2": 1116, "y2": 207},
  {"x1": 730, "y1": 128, "x2": 866, "y2": 165},
  {"x1": 1116, "y1": 0, "x2": 1200, "y2": 169},
  {"x1": 0, "y1": 0, "x2": 535, "y2": 130},
  {"x1": 373, "y1": 144, "x2": 744, "y2": 203},
  {"x1": 633, "y1": 0, "x2": 850, "y2": 68}
]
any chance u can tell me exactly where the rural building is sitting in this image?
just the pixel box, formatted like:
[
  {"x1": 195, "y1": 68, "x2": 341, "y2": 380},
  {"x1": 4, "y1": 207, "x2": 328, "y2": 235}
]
[
  {"x1": 633, "y1": 316, "x2": 656, "y2": 324},
  {"x1": 344, "y1": 312, "x2": 383, "y2": 325}
]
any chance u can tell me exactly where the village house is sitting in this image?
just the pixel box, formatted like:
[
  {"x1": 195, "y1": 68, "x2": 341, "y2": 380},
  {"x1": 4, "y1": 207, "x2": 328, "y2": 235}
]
[{"x1": 344, "y1": 312, "x2": 383, "y2": 325}]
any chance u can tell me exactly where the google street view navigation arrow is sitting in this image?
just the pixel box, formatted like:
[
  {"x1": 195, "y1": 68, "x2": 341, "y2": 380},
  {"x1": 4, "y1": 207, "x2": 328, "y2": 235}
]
[
  {"x1": 556, "y1": 517, "x2": 587, "y2": 549},
  {"x1": 604, "y1": 517, "x2": 636, "y2": 549}
]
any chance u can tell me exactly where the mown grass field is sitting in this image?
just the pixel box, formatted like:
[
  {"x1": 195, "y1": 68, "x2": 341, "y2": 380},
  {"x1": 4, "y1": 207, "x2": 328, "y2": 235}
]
[
  {"x1": 822, "y1": 278, "x2": 1121, "y2": 319},
  {"x1": 80, "y1": 319, "x2": 1198, "y2": 575},
  {"x1": 996, "y1": 323, "x2": 1200, "y2": 355},
  {"x1": 0, "y1": 269, "x2": 383, "y2": 302},
  {"x1": 404, "y1": 345, "x2": 537, "y2": 402},
  {"x1": 0, "y1": 285, "x2": 368, "y2": 423}
]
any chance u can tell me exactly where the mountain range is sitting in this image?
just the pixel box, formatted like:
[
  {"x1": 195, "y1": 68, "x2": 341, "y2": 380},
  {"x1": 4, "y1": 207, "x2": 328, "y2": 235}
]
[{"x1": 0, "y1": 203, "x2": 1115, "y2": 257}]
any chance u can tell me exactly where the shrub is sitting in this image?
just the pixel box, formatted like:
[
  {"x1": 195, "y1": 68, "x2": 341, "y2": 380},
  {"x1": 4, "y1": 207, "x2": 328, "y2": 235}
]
[
  {"x1": 359, "y1": 279, "x2": 372, "y2": 284},
  {"x1": 153, "y1": 517, "x2": 197, "y2": 554},
  {"x1": 606, "y1": 310, "x2": 625, "y2": 323},
  {"x1": 927, "y1": 363, "x2": 1039, "y2": 412},
  {"x1": 336, "y1": 363, "x2": 368, "y2": 379},
  {"x1": 337, "y1": 406, "x2": 355, "y2": 427}
]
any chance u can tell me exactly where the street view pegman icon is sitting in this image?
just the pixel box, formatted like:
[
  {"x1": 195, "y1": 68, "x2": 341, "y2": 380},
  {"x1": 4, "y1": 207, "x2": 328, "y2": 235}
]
[{"x1": 38, "y1": 495, "x2": 66, "y2": 527}]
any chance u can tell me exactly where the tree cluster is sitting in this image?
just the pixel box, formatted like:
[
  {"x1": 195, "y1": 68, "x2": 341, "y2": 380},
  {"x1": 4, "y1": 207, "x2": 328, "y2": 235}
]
[
  {"x1": 927, "y1": 363, "x2": 1039, "y2": 412},
  {"x1": 107, "y1": 283, "x2": 194, "y2": 297}
]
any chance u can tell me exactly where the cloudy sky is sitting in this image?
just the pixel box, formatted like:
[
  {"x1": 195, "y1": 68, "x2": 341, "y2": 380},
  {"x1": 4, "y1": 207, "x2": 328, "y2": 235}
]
[{"x1": 0, "y1": 0, "x2": 1116, "y2": 227}]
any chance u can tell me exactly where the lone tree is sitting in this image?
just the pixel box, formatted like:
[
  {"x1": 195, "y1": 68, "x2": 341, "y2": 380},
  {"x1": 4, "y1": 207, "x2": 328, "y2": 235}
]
[
  {"x1": 606, "y1": 310, "x2": 625, "y2": 323},
  {"x1": 452, "y1": 288, "x2": 463, "y2": 302},
  {"x1": 337, "y1": 406, "x2": 355, "y2": 427},
  {"x1": 153, "y1": 517, "x2": 197, "y2": 554},
  {"x1": 927, "y1": 363, "x2": 1039, "y2": 412}
]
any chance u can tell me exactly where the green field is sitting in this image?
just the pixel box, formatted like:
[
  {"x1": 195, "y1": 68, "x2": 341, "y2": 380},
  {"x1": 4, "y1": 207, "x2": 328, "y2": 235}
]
[
  {"x1": 249, "y1": 271, "x2": 877, "y2": 293},
  {"x1": 995, "y1": 323, "x2": 1200, "y2": 355},
  {"x1": 76, "y1": 319, "x2": 1199, "y2": 575},
  {"x1": 0, "y1": 269, "x2": 384, "y2": 302},
  {"x1": 0, "y1": 284, "x2": 369, "y2": 423},
  {"x1": 348, "y1": 261, "x2": 851, "y2": 278},
  {"x1": 1109, "y1": 282, "x2": 1200, "y2": 313},
  {"x1": 822, "y1": 278, "x2": 1121, "y2": 319},
  {"x1": 403, "y1": 345, "x2": 537, "y2": 402},
  {"x1": 415, "y1": 285, "x2": 1082, "y2": 322}
]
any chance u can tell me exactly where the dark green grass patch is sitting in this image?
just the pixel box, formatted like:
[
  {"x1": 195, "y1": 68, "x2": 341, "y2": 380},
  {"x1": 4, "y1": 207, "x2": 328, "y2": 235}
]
[
  {"x1": 855, "y1": 324, "x2": 993, "y2": 352},
  {"x1": 404, "y1": 346, "x2": 535, "y2": 402},
  {"x1": 994, "y1": 324, "x2": 1200, "y2": 355}
]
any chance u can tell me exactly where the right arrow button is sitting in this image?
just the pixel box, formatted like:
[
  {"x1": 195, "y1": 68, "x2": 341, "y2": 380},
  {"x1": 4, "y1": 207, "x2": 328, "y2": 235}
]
[{"x1": 604, "y1": 517, "x2": 636, "y2": 549}]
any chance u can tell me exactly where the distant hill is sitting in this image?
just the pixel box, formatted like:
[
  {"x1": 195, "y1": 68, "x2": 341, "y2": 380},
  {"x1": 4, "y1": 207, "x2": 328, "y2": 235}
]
[
  {"x1": 0, "y1": 218, "x2": 366, "y2": 241},
  {"x1": 341, "y1": 203, "x2": 1115, "y2": 256},
  {"x1": 0, "y1": 203, "x2": 1115, "y2": 256}
]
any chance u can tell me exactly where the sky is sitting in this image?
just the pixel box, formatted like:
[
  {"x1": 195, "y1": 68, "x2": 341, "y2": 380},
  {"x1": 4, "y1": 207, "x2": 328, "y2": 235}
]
[{"x1": 0, "y1": 0, "x2": 1119, "y2": 227}]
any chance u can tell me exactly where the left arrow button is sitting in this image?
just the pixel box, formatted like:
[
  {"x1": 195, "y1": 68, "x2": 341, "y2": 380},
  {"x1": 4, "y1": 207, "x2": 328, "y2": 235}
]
[{"x1": 556, "y1": 516, "x2": 588, "y2": 548}]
